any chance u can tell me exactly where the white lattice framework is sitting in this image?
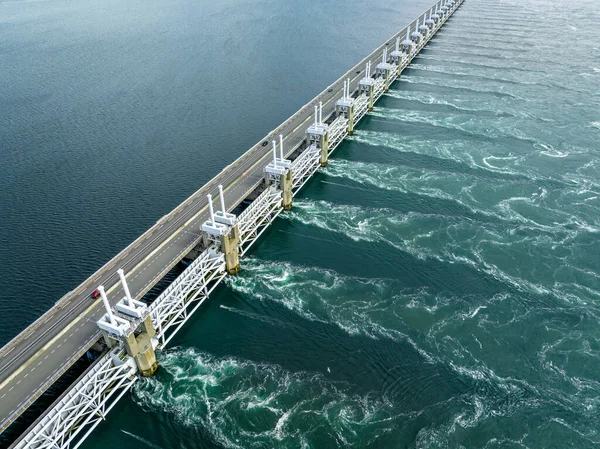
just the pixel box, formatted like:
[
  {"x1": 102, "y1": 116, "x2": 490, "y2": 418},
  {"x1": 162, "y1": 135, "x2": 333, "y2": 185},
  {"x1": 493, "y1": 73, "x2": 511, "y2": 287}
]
[
  {"x1": 11, "y1": 2, "x2": 462, "y2": 448},
  {"x1": 327, "y1": 116, "x2": 349, "y2": 153},
  {"x1": 373, "y1": 78, "x2": 386, "y2": 101},
  {"x1": 237, "y1": 186, "x2": 283, "y2": 255},
  {"x1": 13, "y1": 348, "x2": 137, "y2": 449},
  {"x1": 354, "y1": 95, "x2": 370, "y2": 123},
  {"x1": 291, "y1": 146, "x2": 320, "y2": 194},
  {"x1": 149, "y1": 247, "x2": 227, "y2": 348}
]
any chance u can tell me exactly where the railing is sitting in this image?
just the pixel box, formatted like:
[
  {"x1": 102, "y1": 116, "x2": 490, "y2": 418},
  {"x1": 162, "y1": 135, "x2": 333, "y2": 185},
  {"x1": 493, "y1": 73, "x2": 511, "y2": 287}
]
[
  {"x1": 149, "y1": 247, "x2": 227, "y2": 348},
  {"x1": 327, "y1": 116, "x2": 349, "y2": 153},
  {"x1": 354, "y1": 95, "x2": 370, "y2": 123},
  {"x1": 291, "y1": 146, "x2": 321, "y2": 194},
  {"x1": 373, "y1": 78, "x2": 386, "y2": 101},
  {"x1": 12, "y1": 348, "x2": 137, "y2": 449},
  {"x1": 237, "y1": 187, "x2": 283, "y2": 255}
]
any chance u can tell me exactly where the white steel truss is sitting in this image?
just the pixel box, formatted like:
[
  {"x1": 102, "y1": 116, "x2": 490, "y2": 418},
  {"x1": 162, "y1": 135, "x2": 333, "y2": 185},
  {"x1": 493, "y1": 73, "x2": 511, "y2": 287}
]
[
  {"x1": 327, "y1": 115, "x2": 349, "y2": 154},
  {"x1": 354, "y1": 95, "x2": 369, "y2": 124},
  {"x1": 149, "y1": 246, "x2": 227, "y2": 348},
  {"x1": 11, "y1": 2, "x2": 462, "y2": 448},
  {"x1": 291, "y1": 145, "x2": 320, "y2": 194},
  {"x1": 13, "y1": 348, "x2": 137, "y2": 449},
  {"x1": 237, "y1": 186, "x2": 283, "y2": 255},
  {"x1": 373, "y1": 78, "x2": 386, "y2": 101}
]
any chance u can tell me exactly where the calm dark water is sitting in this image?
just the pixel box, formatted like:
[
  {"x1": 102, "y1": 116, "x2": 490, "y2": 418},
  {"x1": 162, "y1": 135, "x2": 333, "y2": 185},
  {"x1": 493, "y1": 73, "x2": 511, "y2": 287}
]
[
  {"x1": 3, "y1": 0, "x2": 600, "y2": 447},
  {"x1": 0, "y1": 0, "x2": 432, "y2": 342}
]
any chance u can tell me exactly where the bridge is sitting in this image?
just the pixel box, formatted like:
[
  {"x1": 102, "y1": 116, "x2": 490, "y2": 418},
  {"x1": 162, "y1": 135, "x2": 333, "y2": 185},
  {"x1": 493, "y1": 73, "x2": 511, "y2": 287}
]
[{"x1": 0, "y1": 0, "x2": 463, "y2": 447}]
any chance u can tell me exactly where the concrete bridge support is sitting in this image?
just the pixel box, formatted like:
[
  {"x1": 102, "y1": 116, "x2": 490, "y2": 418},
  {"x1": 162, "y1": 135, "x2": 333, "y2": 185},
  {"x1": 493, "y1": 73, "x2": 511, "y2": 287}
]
[
  {"x1": 307, "y1": 104, "x2": 330, "y2": 167},
  {"x1": 265, "y1": 135, "x2": 293, "y2": 210},
  {"x1": 281, "y1": 169, "x2": 293, "y2": 210},
  {"x1": 96, "y1": 286, "x2": 158, "y2": 377},
  {"x1": 121, "y1": 317, "x2": 158, "y2": 377},
  {"x1": 360, "y1": 62, "x2": 375, "y2": 111},
  {"x1": 390, "y1": 37, "x2": 404, "y2": 71},
  {"x1": 201, "y1": 186, "x2": 241, "y2": 274},
  {"x1": 221, "y1": 225, "x2": 241, "y2": 274},
  {"x1": 376, "y1": 48, "x2": 392, "y2": 92},
  {"x1": 337, "y1": 79, "x2": 355, "y2": 135}
]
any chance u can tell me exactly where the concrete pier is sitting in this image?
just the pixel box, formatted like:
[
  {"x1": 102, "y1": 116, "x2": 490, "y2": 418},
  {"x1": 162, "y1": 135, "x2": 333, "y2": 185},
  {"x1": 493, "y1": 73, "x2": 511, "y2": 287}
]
[
  {"x1": 221, "y1": 225, "x2": 241, "y2": 275},
  {"x1": 281, "y1": 169, "x2": 293, "y2": 210},
  {"x1": 121, "y1": 317, "x2": 158, "y2": 377}
]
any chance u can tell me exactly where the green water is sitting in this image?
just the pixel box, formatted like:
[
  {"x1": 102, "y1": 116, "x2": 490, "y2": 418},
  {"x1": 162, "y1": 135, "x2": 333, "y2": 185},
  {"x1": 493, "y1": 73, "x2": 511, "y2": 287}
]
[{"x1": 72, "y1": 0, "x2": 600, "y2": 447}]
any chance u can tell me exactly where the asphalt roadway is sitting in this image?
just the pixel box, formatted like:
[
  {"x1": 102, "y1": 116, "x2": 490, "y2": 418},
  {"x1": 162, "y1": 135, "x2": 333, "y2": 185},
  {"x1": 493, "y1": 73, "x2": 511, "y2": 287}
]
[{"x1": 0, "y1": 1, "x2": 449, "y2": 435}]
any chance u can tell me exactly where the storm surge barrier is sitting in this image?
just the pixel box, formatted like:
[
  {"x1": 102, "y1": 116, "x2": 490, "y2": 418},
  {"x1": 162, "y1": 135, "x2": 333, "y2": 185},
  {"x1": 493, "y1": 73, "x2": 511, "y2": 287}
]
[{"x1": 7, "y1": 1, "x2": 463, "y2": 447}]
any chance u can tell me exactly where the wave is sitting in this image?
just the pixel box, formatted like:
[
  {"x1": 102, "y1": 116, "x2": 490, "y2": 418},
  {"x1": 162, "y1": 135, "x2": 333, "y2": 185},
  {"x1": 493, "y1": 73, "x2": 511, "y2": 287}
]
[
  {"x1": 222, "y1": 258, "x2": 600, "y2": 445},
  {"x1": 121, "y1": 430, "x2": 166, "y2": 449},
  {"x1": 407, "y1": 63, "x2": 581, "y2": 94},
  {"x1": 383, "y1": 90, "x2": 517, "y2": 118},
  {"x1": 396, "y1": 75, "x2": 525, "y2": 100},
  {"x1": 344, "y1": 127, "x2": 537, "y2": 179},
  {"x1": 134, "y1": 348, "x2": 410, "y2": 449},
  {"x1": 282, "y1": 182, "x2": 600, "y2": 301},
  {"x1": 416, "y1": 53, "x2": 539, "y2": 74},
  {"x1": 367, "y1": 107, "x2": 538, "y2": 148},
  {"x1": 409, "y1": 57, "x2": 595, "y2": 97},
  {"x1": 226, "y1": 256, "x2": 435, "y2": 346},
  {"x1": 321, "y1": 154, "x2": 590, "y2": 233}
]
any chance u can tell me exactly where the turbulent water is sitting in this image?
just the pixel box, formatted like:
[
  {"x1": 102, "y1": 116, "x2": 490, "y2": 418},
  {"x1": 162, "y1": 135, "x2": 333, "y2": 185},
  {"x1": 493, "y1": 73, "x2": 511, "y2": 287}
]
[{"x1": 4, "y1": 0, "x2": 600, "y2": 447}]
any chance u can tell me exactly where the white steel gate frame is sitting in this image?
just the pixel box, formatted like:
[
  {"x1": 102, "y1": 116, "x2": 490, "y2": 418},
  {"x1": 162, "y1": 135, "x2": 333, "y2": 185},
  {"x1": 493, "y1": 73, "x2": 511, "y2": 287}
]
[
  {"x1": 13, "y1": 348, "x2": 137, "y2": 449},
  {"x1": 291, "y1": 146, "x2": 320, "y2": 194},
  {"x1": 149, "y1": 247, "x2": 227, "y2": 349},
  {"x1": 237, "y1": 186, "x2": 283, "y2": 256}
]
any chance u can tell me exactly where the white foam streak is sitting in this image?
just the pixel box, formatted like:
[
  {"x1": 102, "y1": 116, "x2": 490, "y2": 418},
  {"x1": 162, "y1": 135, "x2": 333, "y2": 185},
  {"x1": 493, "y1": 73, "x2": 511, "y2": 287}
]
[
  {"x1": 228, "y1": 257, "x2": 417, "y2": 342},
  {"x1": 134, "y1": 349, "x2": 405, "y2": 448}
]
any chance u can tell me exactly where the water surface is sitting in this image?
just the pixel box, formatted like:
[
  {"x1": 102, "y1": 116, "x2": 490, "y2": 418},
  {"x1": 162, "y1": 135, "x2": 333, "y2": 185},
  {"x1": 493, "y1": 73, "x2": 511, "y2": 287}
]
[{"x1": 2, "y1": 0, "x2": 600, "y2": 447}]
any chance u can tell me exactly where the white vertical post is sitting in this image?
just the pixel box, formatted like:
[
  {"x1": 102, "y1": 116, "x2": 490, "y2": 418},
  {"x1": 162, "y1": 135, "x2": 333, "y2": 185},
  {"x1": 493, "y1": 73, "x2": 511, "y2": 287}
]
[
  {"x1": 279, "y1": 134, "x2": 284, "y2": 161},
  {"x1": 98, "y1": 286, "x2": 115, "y2": 325},
  {"x1": 271, "y1": 140, "x2": 278, "y2": 167},
  {"x1": 117, "y1": 269, "x2": 132, "y2": 306},
  {"x1": 347, "y1": 78, "x2": 351, "y2": 97},
  {"x1": 342, "y1": 80, "x2": 347, "y2": 100},
  {"x1": 314, "y1": 105, "x2": 318, "y2": 128},
  {"x1": 319, "y1": 101, "x2": 323, "y2": 125},
  {"x1": 218, "y1": 184, "x2": 226, "y2": 214},
  {"x1": 364, "y1": 63, "x2": 369, "y2": 80},
  {"x1": 395, "y1": 37, "x2": 400, "y2": 52},
  {"x1": 208, "y1": 194, "x2": 216, "y2": 225}
]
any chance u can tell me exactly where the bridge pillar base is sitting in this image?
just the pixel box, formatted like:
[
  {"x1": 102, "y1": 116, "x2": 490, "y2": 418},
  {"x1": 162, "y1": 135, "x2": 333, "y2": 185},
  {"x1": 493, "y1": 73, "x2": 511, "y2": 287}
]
[
  {"x1": 320, "y1": 133, "x2": 329, "y2": 167},
  {"x1": 134, "y1": 337, "x2": 158, "y2": 377},
  {"x1": 121, "y1": 317, "x2": 159, "y2": 376},
  {"x1": 363, "y1": 83, "x2": 375, "y2": 111},
  {"x1": 347, "y1": 105, "x2": 355, "y2": 135},
  {"x1": 281, "y1": 169, "x2": 293, "y2": 210},
  {"x1": 221, "y1": 225, "x2": 241, "y2": 275},
  {"x1": 384, "y1": 68, "x2": 391, "y2": 92}
]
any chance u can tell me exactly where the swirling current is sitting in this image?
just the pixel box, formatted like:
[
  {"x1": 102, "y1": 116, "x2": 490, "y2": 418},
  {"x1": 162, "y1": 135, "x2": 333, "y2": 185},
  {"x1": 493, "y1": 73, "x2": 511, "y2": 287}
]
[
  {"x1": 2, "y1": 0, "x2": 599, "y2": 447},
  {"x1": 126, "y1": 1, "x2": 600, "y2": 446}
]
